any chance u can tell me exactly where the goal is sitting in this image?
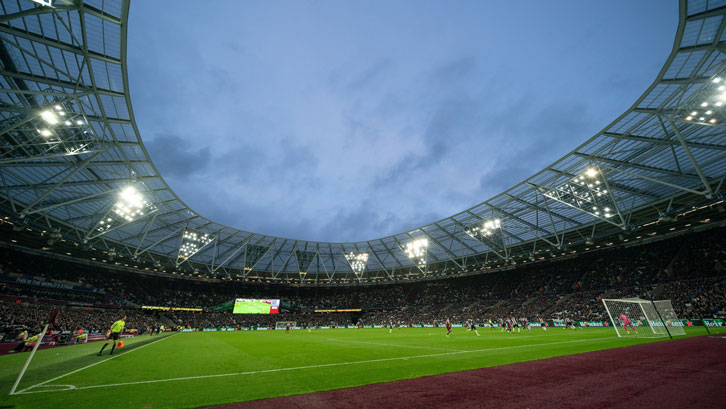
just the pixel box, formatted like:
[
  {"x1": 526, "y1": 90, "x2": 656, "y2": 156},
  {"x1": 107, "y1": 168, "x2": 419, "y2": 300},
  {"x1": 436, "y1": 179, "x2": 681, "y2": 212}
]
[
  {"x1": 275, "y1": 321, "x2": 296, "y2": 330},
  {"x1": 601, "y1": 298, "x2": 685, "y2": 338}
]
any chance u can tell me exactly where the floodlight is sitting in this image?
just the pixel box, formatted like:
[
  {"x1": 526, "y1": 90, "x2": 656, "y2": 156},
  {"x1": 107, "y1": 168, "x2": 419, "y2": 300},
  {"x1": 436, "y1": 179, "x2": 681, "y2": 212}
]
[
  {"x1": 89, "y1": 185, "x2": 155, "y2": 238},
  {"x1": 465, "y1": 217, "x2": 509, "y2": 260},
  {"x1": 76, "y1": 120, "x2": 84, "y2": 125},
  {"x1": 403, "y1": 238, "x2": 428, "y2": 268},
  {"x1": 701, "y1": 102, "x2": 709, "y2": 107},
  {"x1": 39, "y1": 129, "x2": 52, "y2": 137},
  {"x1": 178, "y1": 229, "x2": 214, "y2": 261},
  {"x1": 714, "y1": 77, "x2": 722, "y2": 83},
  {"x1": 467, "y1": 218, "x2": 501, "y2": 237},
  {"x1": 709, "y1": 118, "x2": 718, "y2": 123},
  {"x1": 41, "y1": 110, "x2": 59, "y2": 125},
  {"x1": 345, "y1": 252, "x2": 369, "y2": 277},
  {"x1": 113, "y1": 185, "x2": 148, "y2": 221},
  {"x1": 543, "y1": 166, "x2": 621, "y2": 226}
]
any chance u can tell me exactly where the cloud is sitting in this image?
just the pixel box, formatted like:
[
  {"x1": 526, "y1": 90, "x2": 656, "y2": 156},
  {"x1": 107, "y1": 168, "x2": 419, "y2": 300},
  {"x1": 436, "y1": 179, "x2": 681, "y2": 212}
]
[
  {"x1": 144, "y1": 134, "x2": 211, "y2": 178},
  {"x1": 478, "y1": 102, "x2": 597, "y2": 193},
  {"x1": 126, "y1": 1, "x2": 675, "y2": 242}
]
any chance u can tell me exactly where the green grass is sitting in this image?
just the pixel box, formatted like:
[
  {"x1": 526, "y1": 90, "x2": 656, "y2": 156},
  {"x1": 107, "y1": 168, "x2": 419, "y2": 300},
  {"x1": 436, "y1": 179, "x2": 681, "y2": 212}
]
[
  {"x1": 1, "y1": 326, "x2": 722, "y2": 409},
  {"x1": 232, "y1": 301, "x2": 273, "y2": 314}
]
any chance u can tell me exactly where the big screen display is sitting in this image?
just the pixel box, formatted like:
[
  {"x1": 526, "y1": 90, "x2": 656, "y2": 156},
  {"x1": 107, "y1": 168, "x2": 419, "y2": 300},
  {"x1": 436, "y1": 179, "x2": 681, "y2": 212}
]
[{"x1": 232, "y1": 298, "x2": 280, "y2": 314}]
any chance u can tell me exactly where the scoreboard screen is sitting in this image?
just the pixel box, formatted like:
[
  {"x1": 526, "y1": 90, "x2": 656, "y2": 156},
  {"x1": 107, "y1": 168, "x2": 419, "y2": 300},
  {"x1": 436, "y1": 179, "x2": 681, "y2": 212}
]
[{"x1": 232, "y1": 298, "x2": 280, "y2": 314}]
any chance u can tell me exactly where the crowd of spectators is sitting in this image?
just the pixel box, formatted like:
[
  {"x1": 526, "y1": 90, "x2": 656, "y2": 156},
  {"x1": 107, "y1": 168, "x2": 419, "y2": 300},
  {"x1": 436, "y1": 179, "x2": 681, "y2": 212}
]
[
  {"x1": 0, "y1": 300, "x2": 161, "y2": 336},
  {"x1": 1, "y1": 227, "x2": 725, "y2": 334}
]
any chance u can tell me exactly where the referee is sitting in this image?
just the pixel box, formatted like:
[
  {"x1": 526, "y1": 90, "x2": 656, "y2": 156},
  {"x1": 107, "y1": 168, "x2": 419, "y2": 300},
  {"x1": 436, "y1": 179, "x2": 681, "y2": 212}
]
[{"x1": 98, "y1": 315, "x2": 126, "y2": 356}]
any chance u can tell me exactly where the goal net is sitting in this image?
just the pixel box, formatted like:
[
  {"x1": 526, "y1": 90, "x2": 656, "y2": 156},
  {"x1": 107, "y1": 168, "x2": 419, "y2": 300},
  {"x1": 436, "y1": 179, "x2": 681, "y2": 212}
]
[
  {"x1": 275, "y1": 321, "x2": 296, "y2": 330},
  {"x1": 601, "y1": 298, "x2": 685, "y2": 337}
]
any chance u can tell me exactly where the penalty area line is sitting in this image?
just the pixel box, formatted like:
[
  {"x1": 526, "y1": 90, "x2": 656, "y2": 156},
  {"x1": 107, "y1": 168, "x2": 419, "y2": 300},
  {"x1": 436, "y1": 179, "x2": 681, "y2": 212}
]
[
  {"x1": 14, "y1": 333, "x2": 178, "y2": 395},
  {"x1": 15, "y1": 336, "x2": 614, "y2": 394}
]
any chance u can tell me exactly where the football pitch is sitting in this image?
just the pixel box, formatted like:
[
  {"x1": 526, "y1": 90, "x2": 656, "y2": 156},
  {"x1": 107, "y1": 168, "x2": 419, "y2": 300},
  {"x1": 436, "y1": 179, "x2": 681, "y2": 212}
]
[{"x1": 1, "y1": 326, "x2": 722, "y2": 409}]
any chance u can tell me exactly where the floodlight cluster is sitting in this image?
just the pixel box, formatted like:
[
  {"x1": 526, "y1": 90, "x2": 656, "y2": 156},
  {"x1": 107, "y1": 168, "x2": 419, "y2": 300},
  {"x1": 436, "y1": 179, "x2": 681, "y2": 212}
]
[
  {"x1": 36, "y1": 103, "x2": 87, "y2": 140},
  {"x1": 345, "y1": 252, "x2": 369, "y2": 275},
  {"x1": 96, "y1": 186, "x2": 153, "y2": 233},
  {"x1": 113, "y1": 186, "x2": 149, "y2": 221},
  {"x1": 545, "y1": 167, "x2": 615, "y2": 219},
  {"x1": 465, "y1": 218, "x2": 501, "y2": 238},
  {"x1": 681, "y1": 76, "x2": 724, "y2": 124},
  {"x1": 179, "y1": 230, "x2": 213, "y2": 260},
  {"x1": 403, "y1": 238, "x2": 428, "y2": 268}
]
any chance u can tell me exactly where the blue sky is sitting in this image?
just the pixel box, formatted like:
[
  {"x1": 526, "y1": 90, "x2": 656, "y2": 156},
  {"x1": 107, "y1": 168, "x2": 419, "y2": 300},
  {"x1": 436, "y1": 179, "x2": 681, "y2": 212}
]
[{"x1": 127, "y1": 1, "x2": 677, "y2": 242}]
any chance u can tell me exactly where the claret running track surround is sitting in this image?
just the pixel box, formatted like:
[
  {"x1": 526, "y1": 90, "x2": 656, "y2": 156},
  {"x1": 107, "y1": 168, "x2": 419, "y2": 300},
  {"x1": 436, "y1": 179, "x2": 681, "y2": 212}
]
[{"x1": 0, "y1": 0, "x2": 724, "y2": 284}]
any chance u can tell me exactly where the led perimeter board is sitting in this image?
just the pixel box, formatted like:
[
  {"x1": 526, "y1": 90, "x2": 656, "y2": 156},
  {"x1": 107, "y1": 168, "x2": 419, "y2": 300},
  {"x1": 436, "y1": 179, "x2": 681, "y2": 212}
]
[{"x1": 233, "y1": 298, "x2": 280, "y2": 314}]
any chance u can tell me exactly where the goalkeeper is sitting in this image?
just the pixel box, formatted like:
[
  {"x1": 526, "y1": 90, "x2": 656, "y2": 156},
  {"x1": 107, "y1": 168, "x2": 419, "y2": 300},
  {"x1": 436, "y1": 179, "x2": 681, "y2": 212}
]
[{"x1": 97, "y1": 315, "x2": 126, "y2": 356}]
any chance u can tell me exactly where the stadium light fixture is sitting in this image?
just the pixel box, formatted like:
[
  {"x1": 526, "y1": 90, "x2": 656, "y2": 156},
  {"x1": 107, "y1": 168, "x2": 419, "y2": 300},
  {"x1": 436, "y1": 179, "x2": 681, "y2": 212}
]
[
  {"x1": 675, "y1": 72, "x2": 726, "y2": 125},
  {"x1": 465, "y1": 218, "x2": 501, "y2": 237},
  {"x1": 345, "y1": 252, "x2": 369, "y2": 279},
  {"x1": 25, "y1": 101, "x2": 98, "y2": 157},
  {"x1": 90, "y1": 185, "x2": 158, "y2": 240},
  {"x1": 543, "y1": 165, "x2": 624, "y2": 228},
  {"x1": 41, "y1": 110, "x2": 59, "y2": 125},
  {"x1": 465, "y1": 217, "x2": 509, "y2": 260},
  {"x1": 402, "y1": 238, "x2": 428, "y2": 271},
  {"x1": 177, "y1": 228, "x2": 215, "y2": 265},
  {"x1": 113, "y1": 186, "x2": 149, "y2": 221}
]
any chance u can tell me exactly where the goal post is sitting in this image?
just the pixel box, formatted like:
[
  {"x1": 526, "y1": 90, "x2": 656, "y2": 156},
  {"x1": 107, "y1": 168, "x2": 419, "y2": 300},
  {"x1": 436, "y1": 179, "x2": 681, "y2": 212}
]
[
  {"x1": 652, "y1": 299, "x2": 686, "y2": 336},
  {"x1": 275, "y1": 321, "x2": 296, "y2": 330},
  {"x1": 601, "y1": 298, "x2": 684, "y2": 338}
]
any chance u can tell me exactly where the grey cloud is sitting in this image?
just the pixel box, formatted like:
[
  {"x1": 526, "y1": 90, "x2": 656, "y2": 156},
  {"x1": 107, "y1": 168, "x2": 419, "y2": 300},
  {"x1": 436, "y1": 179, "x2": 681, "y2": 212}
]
[
  {"x1": 145, "y1": 134, "x2": 211, "y2": 178},
  {"x1": 373, "y1": 93, "x2": 482, "y2": 189},
  {"x1": 430, "y1": 56, "x2": 477, "y2": 84},
  {"x1": 479, "y1": 102, "x2": 597, "y2": 192},
  {"x1": 318, "y1": 200, "x2": 442, "y2": 242},
  {"x1": 345, "y1": 59, "x2": 393, "y2": 91}
]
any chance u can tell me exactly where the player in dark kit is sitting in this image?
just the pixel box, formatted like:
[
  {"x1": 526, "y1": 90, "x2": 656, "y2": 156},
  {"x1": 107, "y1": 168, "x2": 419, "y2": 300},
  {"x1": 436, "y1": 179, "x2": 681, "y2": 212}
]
[
  {"x1": 468, "y1": 320, "x2": 480, "y2": 336},
  {"x1": 445, "y1": 319, "x2": 453, "y2": 337},
  {"x1": 285, "y1": 323, "x2": 290, "y2": 334}
]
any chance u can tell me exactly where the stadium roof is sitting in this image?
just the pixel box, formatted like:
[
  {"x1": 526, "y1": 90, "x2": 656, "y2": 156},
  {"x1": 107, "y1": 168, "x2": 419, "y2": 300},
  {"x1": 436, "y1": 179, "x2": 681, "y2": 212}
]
[{"x1": 0, "y1": 0, "x2": 725, "y2": 284}]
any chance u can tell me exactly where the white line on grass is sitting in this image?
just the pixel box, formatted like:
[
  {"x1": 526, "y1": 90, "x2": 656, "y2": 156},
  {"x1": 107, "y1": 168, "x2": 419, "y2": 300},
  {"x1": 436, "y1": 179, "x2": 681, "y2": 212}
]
[
  {"x1": 326, "y1": 338, "x2": 463, "y2": 352},
  {"x1": 15, "y1": 336, "x2": 614, "y2": 394},
  {"x1": 15, "y1": 333, "x2": 178, "y2": 395}
]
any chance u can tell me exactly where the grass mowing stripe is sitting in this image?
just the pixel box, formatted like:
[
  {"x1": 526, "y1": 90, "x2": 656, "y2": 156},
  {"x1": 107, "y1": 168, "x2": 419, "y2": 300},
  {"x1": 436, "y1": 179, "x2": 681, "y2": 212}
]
[
  {"x1": 17, "y1": 336, "x2": 615, "y2": 394},
  {"x1": 15, "y1": 333, "x2": 177, "y2": 395},
  {"x1": 326, "y1": 338, "x2": 463, "y2": 351}
]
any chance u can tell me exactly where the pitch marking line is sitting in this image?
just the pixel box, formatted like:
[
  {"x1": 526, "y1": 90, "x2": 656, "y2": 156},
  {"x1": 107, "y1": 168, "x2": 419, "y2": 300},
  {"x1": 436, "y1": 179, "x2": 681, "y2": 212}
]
[
  {"x1": 15, "y1": 336, "x2": 614, "y2": 395},
  {"x1": 14, "y1": 333, "x2": 178, "y2": 395}
]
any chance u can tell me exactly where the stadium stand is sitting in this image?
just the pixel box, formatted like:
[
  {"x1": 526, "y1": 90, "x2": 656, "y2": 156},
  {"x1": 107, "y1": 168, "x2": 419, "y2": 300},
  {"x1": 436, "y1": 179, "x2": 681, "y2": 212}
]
[{"x1": 2, "y1": 226, "x2": 724, "y2": 338}]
